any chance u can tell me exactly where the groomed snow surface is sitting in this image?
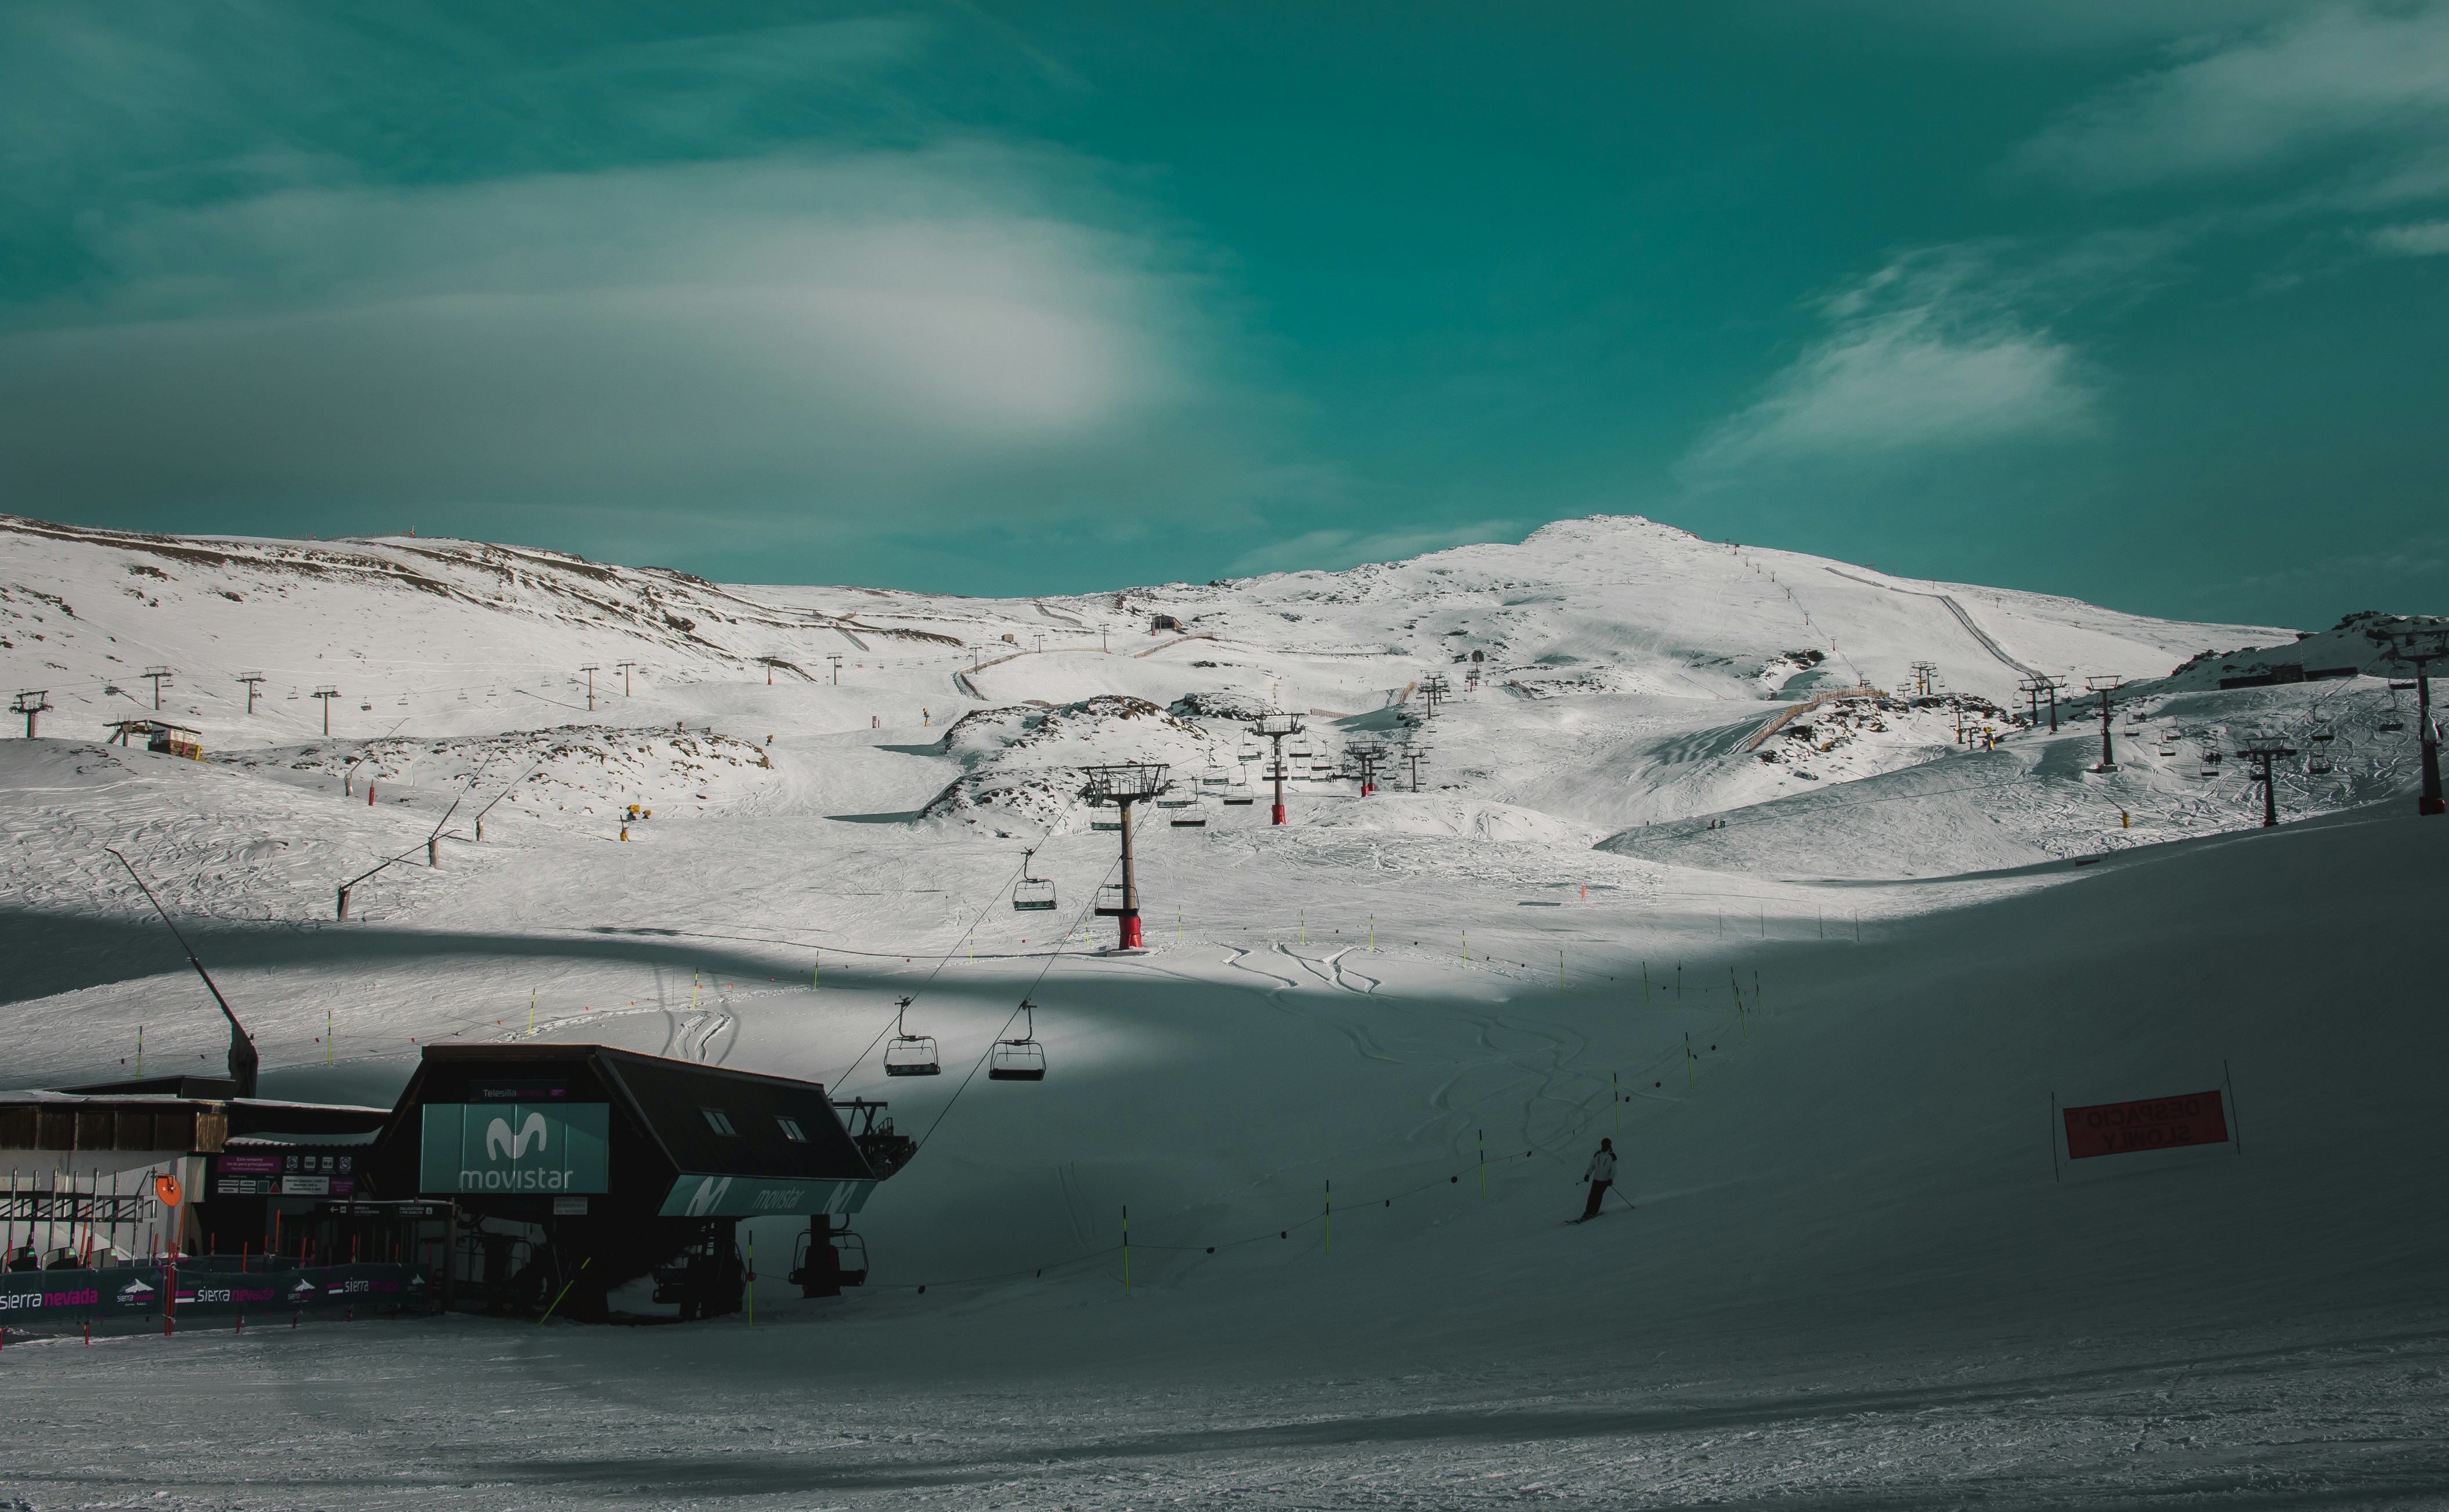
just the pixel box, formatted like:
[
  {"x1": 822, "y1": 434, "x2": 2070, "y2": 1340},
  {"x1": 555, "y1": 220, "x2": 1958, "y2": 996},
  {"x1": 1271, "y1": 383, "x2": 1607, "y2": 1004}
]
[{"x1": 3, "y1": 515, "x2": 2446, "y2": 1509}]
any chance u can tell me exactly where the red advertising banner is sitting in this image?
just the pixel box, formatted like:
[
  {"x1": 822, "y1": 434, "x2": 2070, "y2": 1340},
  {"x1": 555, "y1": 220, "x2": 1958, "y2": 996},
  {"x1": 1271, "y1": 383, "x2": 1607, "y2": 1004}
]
[{"x1": 2062, "y1": 1090, "x2": 2230, "y2": 1160}]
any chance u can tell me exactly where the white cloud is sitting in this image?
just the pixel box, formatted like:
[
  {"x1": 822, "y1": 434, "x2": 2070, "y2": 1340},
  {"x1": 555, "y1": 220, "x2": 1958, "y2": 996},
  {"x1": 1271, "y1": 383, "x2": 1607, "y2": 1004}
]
[
  {"x1": 1685, "y1": 250, "x2": 2100, "y2": 473},
  {"x1": 2017, "y1": 3, "x2": 2449, "y2": 189},
  {"x1": 2369, "y1": 218, "x2": 2449, "y2": 254},
  {"x1": 0, "y1": 146, "x2": 1270, "y2": 537}
]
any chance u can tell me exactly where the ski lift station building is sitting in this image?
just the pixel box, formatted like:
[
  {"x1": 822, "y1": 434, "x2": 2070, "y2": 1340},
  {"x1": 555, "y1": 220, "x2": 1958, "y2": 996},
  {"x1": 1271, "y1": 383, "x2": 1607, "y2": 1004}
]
[
  {"x1": 1, "y1": 1046, "x2": 909, "y2": 1329},
  {"x1": 363, "y1": 1044, "x2": 908, "y2": 1319}
]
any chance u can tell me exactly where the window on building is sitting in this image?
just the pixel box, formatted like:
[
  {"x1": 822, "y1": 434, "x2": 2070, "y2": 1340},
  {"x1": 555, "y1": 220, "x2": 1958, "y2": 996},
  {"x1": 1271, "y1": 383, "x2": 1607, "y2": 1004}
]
[
  {"x1": 701, "y1": 1108, "x2": 737, "y2": 1136},
  {"x1": 775, "y1": 1116, "x2": 807, "y2": 1142}
]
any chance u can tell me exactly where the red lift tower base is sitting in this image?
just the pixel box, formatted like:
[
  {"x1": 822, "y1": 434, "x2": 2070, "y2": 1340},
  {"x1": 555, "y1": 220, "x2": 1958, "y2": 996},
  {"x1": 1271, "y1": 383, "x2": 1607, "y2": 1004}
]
[{"x1": 1272, "y1": 803, "x2": 1287, "y2": 824}]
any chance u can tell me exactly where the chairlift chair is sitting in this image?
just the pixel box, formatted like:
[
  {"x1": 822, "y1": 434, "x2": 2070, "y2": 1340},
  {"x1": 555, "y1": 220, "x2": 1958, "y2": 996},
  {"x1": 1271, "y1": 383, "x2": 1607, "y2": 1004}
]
[
  {"x1": 1012, "y1": 850, "x2": 1057, "y2": 911},
  {"x1": 1088, "y1": 798, "x2": 1123, "y2": 832},
  {"x1": 2310, "y1": 721, "x2": 2336, "y2": 743},
  {"x1": 1170, "y1": 795, "x2": 1210, "y2": 827},
  {"x1": 989, "y1": 999, "x2": 1047, "y2": 1081},
  {"x1": 2307, "y1": 753, "x2": 2335, "y2": 776},
  {"x1": 882, "y1": 996, "x2": 941, "y2": 1076}
]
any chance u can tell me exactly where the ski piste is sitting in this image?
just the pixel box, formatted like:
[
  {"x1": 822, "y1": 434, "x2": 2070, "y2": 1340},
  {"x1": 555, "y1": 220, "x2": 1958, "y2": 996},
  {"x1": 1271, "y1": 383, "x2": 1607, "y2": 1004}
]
[{"x1": 2, "y1": 513, "x2": 2440, "y2": 1504}]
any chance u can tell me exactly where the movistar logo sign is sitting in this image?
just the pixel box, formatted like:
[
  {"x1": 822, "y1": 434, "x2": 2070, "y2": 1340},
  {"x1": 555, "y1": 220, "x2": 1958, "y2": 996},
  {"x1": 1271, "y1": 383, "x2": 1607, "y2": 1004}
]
[
  {"x1": 420, "y1": 1102, "x2": 609, "y2": 1196},
  {"x1": 487, "y1": 1112, "x2": 550, "y2": 1162}
]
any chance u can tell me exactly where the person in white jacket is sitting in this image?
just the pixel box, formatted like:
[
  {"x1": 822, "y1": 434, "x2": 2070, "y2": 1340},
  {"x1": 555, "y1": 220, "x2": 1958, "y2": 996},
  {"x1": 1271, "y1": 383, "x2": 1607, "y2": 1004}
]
[{"x1": 1580, "y1": 1138, "x2": 1616, "y2": 1221}]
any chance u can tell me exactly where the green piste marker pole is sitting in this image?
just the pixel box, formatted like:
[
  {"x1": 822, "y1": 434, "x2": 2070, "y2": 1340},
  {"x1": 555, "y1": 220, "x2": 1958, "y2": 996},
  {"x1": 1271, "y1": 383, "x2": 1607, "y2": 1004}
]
[
  {"x1": 1300, "y1": 910, "x2": 1306, "y2": 946},
  {"x1": 1613, "y1": 1072, "x2": 1621, "y2": 1133},
  {"x1": 1642, "y1": 963, "x2": 1649, "y2": 1003},
  {"x1": 536, "y1": 1257, "x2": 591, "y2": 1326},
  {"x1": 1685, "y1": 1032, "x2": 1695, "y2": 1086},
  {"x1": 528, "y1": 988, "x2": 535, "y2": 1037},
  {"x1": 812, "y1": 953, "x2": 819, "y2": 990},
  {"x1": 1558, "y1": 950, "x2": 1564, "y2": 989},
  {"x1": 136, "y1": 1025, "x2": 142, "y2": 1077}
]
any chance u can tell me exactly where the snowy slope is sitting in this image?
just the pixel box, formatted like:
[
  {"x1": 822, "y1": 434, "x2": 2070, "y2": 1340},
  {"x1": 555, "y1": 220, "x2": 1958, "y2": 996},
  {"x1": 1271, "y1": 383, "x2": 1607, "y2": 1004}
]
[{"x1": 5, "y1": 512, "x2": 2446, "y2": 1504}]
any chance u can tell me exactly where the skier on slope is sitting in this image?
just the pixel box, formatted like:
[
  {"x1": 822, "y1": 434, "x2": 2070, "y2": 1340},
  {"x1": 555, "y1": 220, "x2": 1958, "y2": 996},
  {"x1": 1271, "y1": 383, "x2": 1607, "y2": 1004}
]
[{"x1": 1579, "y1": 1138, "x2": 1616, "y2": 1221}]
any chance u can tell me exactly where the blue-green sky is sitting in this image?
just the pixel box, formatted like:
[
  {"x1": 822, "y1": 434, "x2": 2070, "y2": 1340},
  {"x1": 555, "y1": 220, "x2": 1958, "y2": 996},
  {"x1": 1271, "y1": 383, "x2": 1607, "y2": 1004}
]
[{"x1": 5, "y1": 1, "x2": 2446, "y2": 627}]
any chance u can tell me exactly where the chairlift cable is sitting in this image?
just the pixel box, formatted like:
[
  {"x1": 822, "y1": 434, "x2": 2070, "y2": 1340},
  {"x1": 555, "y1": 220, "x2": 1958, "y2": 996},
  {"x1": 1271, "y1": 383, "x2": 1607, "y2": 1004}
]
[
  {"x1": 822, "y1": 789, "x2": 1088, "y2": 1088},
  {"x1": 910, "y1": 853, "x2": 1122, "y2": 1154}
]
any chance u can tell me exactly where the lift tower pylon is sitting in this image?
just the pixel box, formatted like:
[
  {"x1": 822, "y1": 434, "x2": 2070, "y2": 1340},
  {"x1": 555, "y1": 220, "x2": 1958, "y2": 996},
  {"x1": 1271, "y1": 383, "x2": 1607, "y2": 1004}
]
[
  {"x1": 13, "y1": 689, "x2": 51, "y2": 739},
  {"x1": 2376, "y1": 625, "x2": 2449, "y2": 816},
  {"x1": 2236, "y1": 733, "x2": 2298, "y2": 829},
  {"x1": 1255, "y1": 712, "x2": 1305, "y2": 826},
  {"x1": 2085, "y1": 676, "x2": 2122, "y2": 772},
  {"x1": 1084, "y1": 763, "x2": 1170, "y2": 952}
]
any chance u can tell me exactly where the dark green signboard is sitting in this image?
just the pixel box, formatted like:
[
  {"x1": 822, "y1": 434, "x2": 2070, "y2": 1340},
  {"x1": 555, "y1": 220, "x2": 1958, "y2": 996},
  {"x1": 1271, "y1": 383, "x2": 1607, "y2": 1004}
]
[
  {"x1": 656, "y1": 1173, "x2": 873, "y2": 1218},
  {"x1": 419, "y1": 1103, "x2": 609, "y2": 1195}
]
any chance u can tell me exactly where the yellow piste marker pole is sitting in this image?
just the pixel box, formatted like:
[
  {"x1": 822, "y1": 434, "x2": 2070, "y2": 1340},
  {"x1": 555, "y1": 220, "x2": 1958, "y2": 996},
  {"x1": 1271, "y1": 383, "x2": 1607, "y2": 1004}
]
[{"x1": 1368, "y1": 915, "x2": 1375, "y2": 951}]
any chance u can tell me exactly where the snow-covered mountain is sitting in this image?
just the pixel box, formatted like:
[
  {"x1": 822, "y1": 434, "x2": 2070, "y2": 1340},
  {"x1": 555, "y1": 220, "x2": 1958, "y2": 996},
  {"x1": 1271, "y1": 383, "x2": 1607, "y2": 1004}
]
[{"x1": 2, "y1": 509, "x2": 2403, "y2": 875}]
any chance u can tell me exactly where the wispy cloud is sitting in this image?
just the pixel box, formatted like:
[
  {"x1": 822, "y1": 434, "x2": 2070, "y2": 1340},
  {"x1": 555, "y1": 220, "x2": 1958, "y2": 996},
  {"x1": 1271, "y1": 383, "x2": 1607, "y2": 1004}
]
[
  {"x1": 1229, "y1": 520, "x2": 1520, "y2": 577},
  {"x1": 2369, "y1": 218, "x2": 2449, "y2": 254},
  {"x1": 1681, "y1": 246, "x2": 2116, "y2": 475},
  {"x1": 2015, "y1": 3, "x2": 2449, "y2": 191}
]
